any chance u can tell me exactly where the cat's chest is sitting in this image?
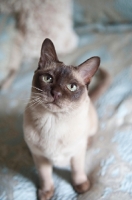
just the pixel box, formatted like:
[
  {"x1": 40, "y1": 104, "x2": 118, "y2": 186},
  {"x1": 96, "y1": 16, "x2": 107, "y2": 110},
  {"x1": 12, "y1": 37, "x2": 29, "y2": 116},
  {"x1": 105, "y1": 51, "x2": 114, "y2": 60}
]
[
  {"x1": 27, "y1": 112, "x2": 88, "y2": 156},
  {"x1": 34, "y1": 113, "x2": 84, "y2": 143},
  {"x1": 35, "y1": 114, "x2": 69, "y2": 137}
]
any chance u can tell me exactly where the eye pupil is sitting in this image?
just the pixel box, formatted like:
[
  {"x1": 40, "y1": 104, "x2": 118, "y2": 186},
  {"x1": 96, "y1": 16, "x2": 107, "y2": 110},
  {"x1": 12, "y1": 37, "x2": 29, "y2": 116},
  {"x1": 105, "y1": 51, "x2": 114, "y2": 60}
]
[
  {"x1": 42, "y1": 74, "x2": 53, "y2": 83},
  {"x1": 67, "y1": 83, "x2": 77, "y2": 91}
]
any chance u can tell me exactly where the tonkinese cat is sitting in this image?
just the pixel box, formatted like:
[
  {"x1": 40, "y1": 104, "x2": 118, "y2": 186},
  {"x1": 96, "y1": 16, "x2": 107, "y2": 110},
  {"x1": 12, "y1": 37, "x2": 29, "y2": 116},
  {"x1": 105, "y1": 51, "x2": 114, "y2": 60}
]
[{"x1": 23, "y1": 38, "x2": 109, "y2": 200}]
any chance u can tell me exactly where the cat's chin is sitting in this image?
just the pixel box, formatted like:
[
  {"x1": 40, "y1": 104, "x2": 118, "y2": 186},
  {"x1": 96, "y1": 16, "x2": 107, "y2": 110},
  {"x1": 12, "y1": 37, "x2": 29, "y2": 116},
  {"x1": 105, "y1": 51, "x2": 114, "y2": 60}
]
[{"x1": 42, "y1": 102, "x2": 67, "y2": 113}]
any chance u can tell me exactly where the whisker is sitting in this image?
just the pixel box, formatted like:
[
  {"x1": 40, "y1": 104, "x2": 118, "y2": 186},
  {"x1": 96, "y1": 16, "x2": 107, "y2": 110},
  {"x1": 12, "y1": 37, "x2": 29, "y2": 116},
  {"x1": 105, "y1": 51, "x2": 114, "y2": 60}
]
[
  {"x1": 19, "y1": 96, "x2": 36, "y2": 101},
  {"x1": 31, "y1": 92, "x2": 43, "y2": 98},
  {"x1": 18, "y1": 93, "x2": 41, "y2": 101},
  {"x1": 37, "y1": 99, "x2": 44, "y2": 106},
  {"x1": 31, "y1": 91, "x2": 41, "y2": 94},
  {"x1": 30, "y1": 95, "x2": 41, "y2": 99},
  {"x1": 31, "y1": 101, "x2": 41, "y2": 109},
  {"x1": 29, "y1": 97, "x2": 41, "y2": 103},
  {"x1": 27, "y1": 100, "x2": 40, "y2": 109},
  {"x1": 27, "y1": 97, "x2": 40, "y2": 105},
  {"x1": 33, "y1": 99, "x2": 45, "y2": 109},
  {"x1": 20, "y1": 97, "x2": 40, "y2": 104},
  {"x1": 32, "y1": 86, "x2": 43, "y2": 92}
]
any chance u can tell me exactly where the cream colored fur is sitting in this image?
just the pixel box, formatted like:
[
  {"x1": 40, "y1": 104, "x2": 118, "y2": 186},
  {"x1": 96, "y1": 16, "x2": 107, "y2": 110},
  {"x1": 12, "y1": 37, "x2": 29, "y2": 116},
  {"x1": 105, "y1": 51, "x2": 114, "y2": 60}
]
[
  {"x1": 23, "y1": 85, "x2": 98, "y2": 198},
  {"x1": 23, "y1": 38, "x2": 100, "y2": 200}
]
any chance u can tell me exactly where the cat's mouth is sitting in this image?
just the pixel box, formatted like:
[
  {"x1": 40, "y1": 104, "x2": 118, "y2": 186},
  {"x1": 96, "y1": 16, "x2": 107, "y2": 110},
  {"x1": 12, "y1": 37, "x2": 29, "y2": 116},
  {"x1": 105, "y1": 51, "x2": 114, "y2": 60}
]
[{"x1": 45, "y1": 100, "x2": 61, "y2": 108}]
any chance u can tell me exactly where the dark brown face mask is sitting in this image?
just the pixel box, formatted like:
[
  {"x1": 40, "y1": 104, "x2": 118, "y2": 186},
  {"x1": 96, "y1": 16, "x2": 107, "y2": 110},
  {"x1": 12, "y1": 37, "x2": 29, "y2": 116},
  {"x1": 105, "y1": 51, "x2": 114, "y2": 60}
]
[{"x1": 32, "y1": 38, "x2": 100, "y2": 111}]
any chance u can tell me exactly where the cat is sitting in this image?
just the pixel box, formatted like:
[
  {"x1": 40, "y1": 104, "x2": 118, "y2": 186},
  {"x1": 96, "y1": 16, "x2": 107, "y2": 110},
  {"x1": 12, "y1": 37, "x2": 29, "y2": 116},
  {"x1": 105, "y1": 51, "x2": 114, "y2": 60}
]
[{"x1": 23, "y1": 38, "x2": 109, "y2": 200}]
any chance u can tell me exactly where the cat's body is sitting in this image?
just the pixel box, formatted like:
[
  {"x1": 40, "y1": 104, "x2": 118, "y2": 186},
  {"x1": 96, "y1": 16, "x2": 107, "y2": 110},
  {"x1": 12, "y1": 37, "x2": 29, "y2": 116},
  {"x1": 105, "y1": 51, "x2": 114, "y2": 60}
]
[
  {"x1": 24, "y1": 94, "x2": 98, "y2": 167},
  {"x1": 23, "y1": 38, "x2": 104, "y2": 200}
]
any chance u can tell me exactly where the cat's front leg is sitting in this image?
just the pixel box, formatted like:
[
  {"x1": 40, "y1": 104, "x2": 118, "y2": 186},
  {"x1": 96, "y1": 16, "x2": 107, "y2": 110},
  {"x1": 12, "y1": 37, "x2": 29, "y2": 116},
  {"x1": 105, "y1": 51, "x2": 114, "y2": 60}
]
[
  {"x1": 71, "y1": 146, "x2": 90, "y2": 194},
  {"x1": 33, "y1": 154, "x2": 54, "y2": 200}
]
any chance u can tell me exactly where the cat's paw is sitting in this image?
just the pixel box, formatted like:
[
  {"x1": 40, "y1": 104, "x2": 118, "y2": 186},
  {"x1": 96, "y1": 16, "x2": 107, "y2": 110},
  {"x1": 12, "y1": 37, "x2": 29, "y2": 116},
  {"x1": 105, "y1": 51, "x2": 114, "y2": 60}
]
[
  {"x1": 73, "y1": 179, "x2": 90, "y2": 194},
  {"x1": 38, "y1": 187, "x2": 54, "y2": 200}
]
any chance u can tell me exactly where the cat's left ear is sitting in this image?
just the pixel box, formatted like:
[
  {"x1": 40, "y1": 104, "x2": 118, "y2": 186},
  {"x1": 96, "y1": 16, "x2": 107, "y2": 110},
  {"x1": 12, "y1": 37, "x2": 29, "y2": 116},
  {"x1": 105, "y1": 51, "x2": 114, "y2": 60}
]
[
  {"x1": 78, "y1": 57, "x2": 100, "y2": 84},
  {"x1": 38, "y1": 38, "x2": 60, "y2": 69}
]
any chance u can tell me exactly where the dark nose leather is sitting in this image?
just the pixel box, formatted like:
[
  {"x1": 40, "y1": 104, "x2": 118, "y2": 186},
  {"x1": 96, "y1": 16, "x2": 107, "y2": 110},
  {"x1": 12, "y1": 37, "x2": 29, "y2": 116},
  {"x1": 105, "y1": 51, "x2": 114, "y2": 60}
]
[{"x1": 51, "y1": 90, "x2": 62, "y2": 100}]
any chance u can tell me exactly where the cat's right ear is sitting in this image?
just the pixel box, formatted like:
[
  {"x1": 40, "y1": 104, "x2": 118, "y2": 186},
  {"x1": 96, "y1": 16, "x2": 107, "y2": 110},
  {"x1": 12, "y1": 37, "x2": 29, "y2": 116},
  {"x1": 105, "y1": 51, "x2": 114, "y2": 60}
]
[{"x1": 38, "y1": 38, "x2": 60, "y2": 69}]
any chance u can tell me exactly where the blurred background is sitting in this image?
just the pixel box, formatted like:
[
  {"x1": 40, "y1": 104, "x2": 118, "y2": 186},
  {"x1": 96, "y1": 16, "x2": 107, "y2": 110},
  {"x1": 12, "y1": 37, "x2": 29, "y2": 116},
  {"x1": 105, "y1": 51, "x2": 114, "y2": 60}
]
[{"x1": 0, "y1": 0, "x2": 132, "y2": 200}]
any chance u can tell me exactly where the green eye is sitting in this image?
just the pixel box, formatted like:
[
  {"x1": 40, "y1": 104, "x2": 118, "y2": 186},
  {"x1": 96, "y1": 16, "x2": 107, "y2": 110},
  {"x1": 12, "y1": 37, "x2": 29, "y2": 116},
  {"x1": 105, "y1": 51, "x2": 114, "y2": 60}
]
[
  {"x1": 42, "y1": 74, "x2": 53, "y2": 83},
  {"x1": 67, "y1": 83, "x2": 77, "y2": 91}
]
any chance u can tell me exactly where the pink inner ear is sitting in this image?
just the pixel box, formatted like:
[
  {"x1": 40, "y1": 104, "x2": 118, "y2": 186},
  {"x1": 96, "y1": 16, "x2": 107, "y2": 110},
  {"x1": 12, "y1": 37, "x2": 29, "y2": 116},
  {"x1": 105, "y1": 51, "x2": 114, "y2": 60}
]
[{"x1": 78, "y1": 56, "x2": 100, "y2": 84}]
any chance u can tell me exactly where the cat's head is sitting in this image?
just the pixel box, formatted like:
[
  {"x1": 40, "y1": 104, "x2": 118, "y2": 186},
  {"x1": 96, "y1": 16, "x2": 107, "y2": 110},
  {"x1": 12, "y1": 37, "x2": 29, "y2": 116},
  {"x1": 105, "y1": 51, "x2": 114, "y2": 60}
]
[{"x1": 32, "y1": 38, "x2": 100, "y2": 113}]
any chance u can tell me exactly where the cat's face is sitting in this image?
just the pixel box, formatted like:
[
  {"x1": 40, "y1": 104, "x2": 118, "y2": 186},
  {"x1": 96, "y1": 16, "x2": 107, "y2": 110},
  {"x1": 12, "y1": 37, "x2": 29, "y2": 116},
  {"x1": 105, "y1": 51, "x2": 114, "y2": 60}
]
[
  {"x1": 31, "y1": 38, "x2": 100, "y2": 113},
  {"x1": 32, "y1": 62, "x2": 87, "y2": 112}
]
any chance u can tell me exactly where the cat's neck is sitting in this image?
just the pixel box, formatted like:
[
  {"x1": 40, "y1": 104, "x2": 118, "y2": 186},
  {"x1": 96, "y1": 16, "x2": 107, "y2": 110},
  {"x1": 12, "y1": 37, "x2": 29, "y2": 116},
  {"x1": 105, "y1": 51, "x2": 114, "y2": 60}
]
[{"x1": 29, "y1": 95, "x2": 90, "y2": 119}]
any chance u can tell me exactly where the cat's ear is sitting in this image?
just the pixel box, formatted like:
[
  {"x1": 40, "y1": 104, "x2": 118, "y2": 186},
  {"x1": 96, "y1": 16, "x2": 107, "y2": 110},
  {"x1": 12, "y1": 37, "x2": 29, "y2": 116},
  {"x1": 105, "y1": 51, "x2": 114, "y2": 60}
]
[
  {"x1": 38, "y1": 38, "x2": 59, "y2": 69},
  {"x1": 78, "y1": 57, "x2": 100, "y2": 84}
]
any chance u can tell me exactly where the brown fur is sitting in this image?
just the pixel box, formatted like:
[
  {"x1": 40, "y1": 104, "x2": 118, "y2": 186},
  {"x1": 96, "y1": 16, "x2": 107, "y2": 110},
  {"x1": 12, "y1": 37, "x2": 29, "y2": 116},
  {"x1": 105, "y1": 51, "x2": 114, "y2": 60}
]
[
  {"x1": 73, "y1": 180, "x2": 90, "y2": 194},
  {"x1": 33, "y1": 64, "x2": 85, "y2": 103},
  {"x1": 39, "y1": 187, "x2": 54, "y2": 200},
  {"x1": 89, "y1": 68, "x2": 111, "y2": 102}
]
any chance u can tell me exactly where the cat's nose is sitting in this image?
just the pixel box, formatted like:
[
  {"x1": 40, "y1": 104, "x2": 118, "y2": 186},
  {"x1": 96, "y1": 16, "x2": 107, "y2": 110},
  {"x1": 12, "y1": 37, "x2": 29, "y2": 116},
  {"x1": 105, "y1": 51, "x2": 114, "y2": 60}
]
[{"x1": 51, "y1": 90, "x2": 62, "y2": 100}]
